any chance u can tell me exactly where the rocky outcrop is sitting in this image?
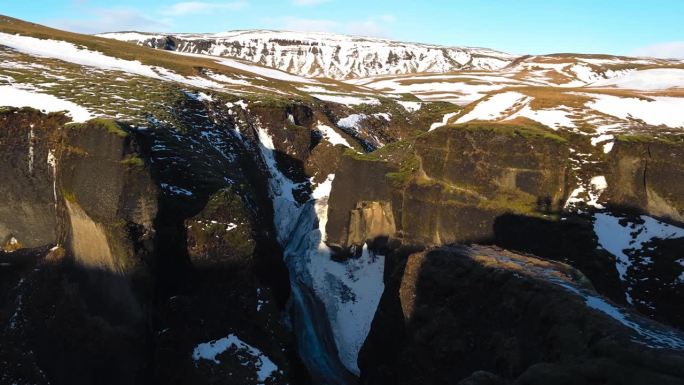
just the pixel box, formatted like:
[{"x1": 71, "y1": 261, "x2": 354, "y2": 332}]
[
  {"x1": 0, "y1": 108, "x2": 66, "y2": 250},
  {"x1": 185, "y1": 188, "x2": 255, "y2": 267},
  {"x1": 57, "y1": 119, "x2": 158, "y2": 275},
  {"x1": 346, "y1": 201, "x2": 396, "y2": 248},
  {"x1": 0, "y1": 103, "x2": 311, "y2": 385},
  {"x1": 359, "y1": 245, "x2": 684, "y2": 385},
  {"x1": 606, "y1": 136, "x2": 684, "y2": 222},
  {"x1": 327, "y1": 122, "x2": 571, "y2": 249}
]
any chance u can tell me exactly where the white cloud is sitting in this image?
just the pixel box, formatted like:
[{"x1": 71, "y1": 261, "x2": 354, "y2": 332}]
[
  {"x1": 48, "y1": 7, "x2": 171, "y2": 33},
  {"x1": 634, "y1": 41, "x2": 684, "y2": 59},
  {"x1": 280, "y1": 17, "x2": 339, "y2": 33},
  {"x1": 344, "y1": 14, "x2": 396, "y2": 37},
  {"x1": 162, "y1": 1, "x2": 247, "y2": 16},
  {"x1": 277, "y1": 14, "x2": 396, "y2": 37},
  {"x1": 292, "y1": 0, "x2": 330, "y2": 5}
]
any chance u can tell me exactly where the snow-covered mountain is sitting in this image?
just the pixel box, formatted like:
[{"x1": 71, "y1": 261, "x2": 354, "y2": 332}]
[{"x1": 97, "y1": 30, "x2": 516, "y2": 79}]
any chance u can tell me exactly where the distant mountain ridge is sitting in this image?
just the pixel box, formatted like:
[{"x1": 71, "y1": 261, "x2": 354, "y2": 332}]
[{"x1": 97, "y1": 30, "x2": 517, "y2": 79}]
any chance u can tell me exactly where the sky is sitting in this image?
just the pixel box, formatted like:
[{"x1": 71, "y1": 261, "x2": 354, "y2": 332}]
[{"x1": 3, "y1": 0, "x2": 684, "y2": 58}]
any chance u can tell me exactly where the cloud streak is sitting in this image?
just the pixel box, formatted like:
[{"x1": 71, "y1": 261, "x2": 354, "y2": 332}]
[
  {"x1": 278, "y1": 14, "x2": 396, "y2": 37},
  {"x1": 634, "y1": 41, "x2": 684, "y2": 59},
  {"x1": 292, "y1": 0, "x2": 330, "y2": 6},
  {"x1": 162, "y1": 1, "x2": 248, "y2": 16},
  {"x1": 48, "y1": 7, "x2": 171, "y2": 33}
]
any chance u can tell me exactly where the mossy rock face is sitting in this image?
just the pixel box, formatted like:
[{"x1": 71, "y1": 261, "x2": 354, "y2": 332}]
[
  {"x1": 185, "y1": 188, "x2": 256, "y2": 267},
  {"x1": 607, "y1": 138, "x2": 684, "y2": 222},
  {"x1": 0, "y1": 108, "x2": 68, "y2": 249},
  {"x1": 326, "y1": 154, "x2": 399, "y2": 247},
  {"x1": 415, "y1": 122, "x2": 569, "y2": 204},
  {"x1": 58, "y1": 118, "x2": 158, "y2": 275},
  {"x1": 326, "y1": 121, "x2": 571, "y2": 249}
]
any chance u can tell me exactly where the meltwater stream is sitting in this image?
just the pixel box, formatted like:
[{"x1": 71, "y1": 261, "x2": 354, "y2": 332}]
[{"x1": 255, "y1": 124, "x2": 385, "y2": 384}]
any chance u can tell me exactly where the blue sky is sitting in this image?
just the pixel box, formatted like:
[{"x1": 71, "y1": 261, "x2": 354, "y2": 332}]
[{"x1": 3, "y1": 0, "x2": 684, "y2": 57}]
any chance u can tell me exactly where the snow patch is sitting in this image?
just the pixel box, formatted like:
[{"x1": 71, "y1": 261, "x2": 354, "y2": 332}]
[
  {"x1": 594, "y1": 213, "x2": 684, "y2": 281},
  {"x1": 586, "y1": 94, "x2": 684, "y2": 128},
  {"x1": 255, "y1": 123, "x2": 306, "y2": 245},
  {"x1": 507, "y1": 103, "x2": 576, "y2": 130},
  {"x1": 192, "y1": 334, "x2": 279, "y2": 384},
  {"x1": 317, "y1": 123, "x2": 353, "y2": 148},
  {"x1": 559, "y1": 283, "x2": 684, "y2": 350},
  {"x1": 456, "y1": 91, "x2": 528, "y2": 124},
  {"x1": 311, "y1": 94, "x2": 380, "y2": 106},
  {"x1": 337, "y1": 114, "x2": 367, "y2": 131},
  {"x1": 590, "y1": 68, "x2": 684, "y2": 90},
  {"x1": 217, "y1": 57, "x2": 317, "y2": 84},
  {"x1": 429, "y1": 112, "x2": 458, "y2": 131},
  {"x1": 397, "y1": 100, "x2": 422, "y2": 112},
  {"x1": 299, "y1": 175, "x2": 386, "y2": 374},
  {"x1": 0, "y1": 33, "x2": 225, "y2": 91},
  {"x1": 0, "y1": 85, "x2": 93, "y2": 122},
  {"x1": 564, "y1": 176, "x2": 607, "y2": 209}
]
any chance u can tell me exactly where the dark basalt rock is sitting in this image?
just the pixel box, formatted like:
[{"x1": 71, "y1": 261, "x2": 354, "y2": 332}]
[
  {"x1": 606, "y1": 136, "x2": 684, "y2": 222},
  {"x1": 0, "y1": 103, "x2": 316, "y2": 385},
  {"x1": 327, "y1": 122, "x2": 571, "y2": 249},
  {"x1": 57, "y1": 119, "x2": 159, "y2": 276},
  {"x1": 0, "y1": 108, "x2": 67, "y2": 250},
  {"x1": 359, "y1": 245, "x2": 684, "y2": 385}
]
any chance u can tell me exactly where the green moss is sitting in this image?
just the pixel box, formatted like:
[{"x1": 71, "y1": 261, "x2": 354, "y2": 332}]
[
  {"x1": 62, "y1": 145, "x2": 89, "y2": 157},
  {"x1": 616, "y1": 134, "x2": 680, "y2": 145},
  {"x1": 186, "y1": 188, "x2": 256, "y2": 259},
  {"x1": 62, "y1": 189, "x2": 76, "y2": 202},
  {"x1": 66, "y1": 118, "x2": 128, "y2": 137},
  {"x1": 343, "y1": 139, "x2": 422, "y2": 189},
  {"x1": 440, "y1": 119, "x2": 567, "y2": 143},
  {"x1": 91, "y1": 118, "x2": 128, "y2": 137},
  {"x1": 386, "y1": 155, "x2": 420, "y2": 188},
  {"x1": 120, "y1": 154, "x2": 144, "y2": 167}
]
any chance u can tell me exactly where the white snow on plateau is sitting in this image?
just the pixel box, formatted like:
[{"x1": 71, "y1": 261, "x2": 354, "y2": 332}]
[
  {"x1": 0, "y1": 85, "x2": 93, "y2": 122},
  {"x1": 360, "y1": 78, "x2": 505, "y2": 105},
  {"x1": 192, "y1": 334, "x2": 279, "y2": 384},
  {"x1": 216, "y1": 57, "x2": 317, "y2": 84},
  {"x1": 586, "y1": 94, "x2": 684, "y2": 128},
  {"x1": 507, "y1": 103, "x2": 576, "y2": 130},
  {"x1": 311, "y1": 94, "x2": 381, "y2": 106},
  {"x1": 456, "y1": 91, "x2": 528, "y2": 123},
  {"x1": 0, "y1": 32, "x2": 161, "y2": 78},
  {"x1": 590, "y1": 68, "x2": 684, "y2": 90},
  {"x1": 0, "y1": 32, "x2": 226, "y2": 90}
]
